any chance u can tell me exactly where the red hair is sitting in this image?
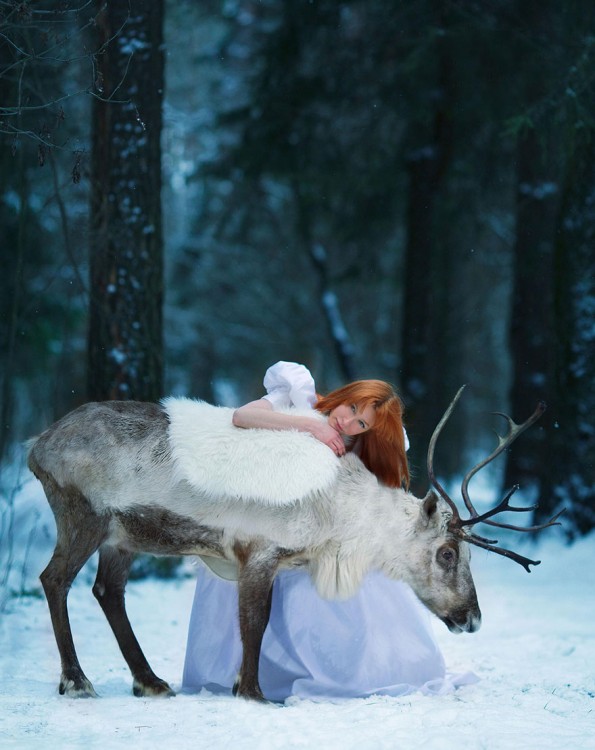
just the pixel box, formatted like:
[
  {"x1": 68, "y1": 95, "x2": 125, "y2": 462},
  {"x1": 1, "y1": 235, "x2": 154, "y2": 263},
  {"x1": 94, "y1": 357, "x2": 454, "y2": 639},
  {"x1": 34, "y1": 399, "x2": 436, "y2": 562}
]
[{"x1": 315, "y1": 380, "x2": 409, "y2": 489}]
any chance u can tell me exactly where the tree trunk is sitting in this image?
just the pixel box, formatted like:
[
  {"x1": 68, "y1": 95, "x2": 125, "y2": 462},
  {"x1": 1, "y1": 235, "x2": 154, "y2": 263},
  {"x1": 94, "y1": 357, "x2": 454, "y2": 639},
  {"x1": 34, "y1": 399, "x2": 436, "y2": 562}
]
[
  {"x1": 540, "y1": 140, "x2": 595, "y2": 534},
  {"x1": 400, "y1": 18, "x2": 455, "y2": 492},
  {"x1": 504, "y1": 128, "x2": 559, "y2": 497},
  {"x1": 88, "y1": 0, "x2": 164, "y2": 402}
]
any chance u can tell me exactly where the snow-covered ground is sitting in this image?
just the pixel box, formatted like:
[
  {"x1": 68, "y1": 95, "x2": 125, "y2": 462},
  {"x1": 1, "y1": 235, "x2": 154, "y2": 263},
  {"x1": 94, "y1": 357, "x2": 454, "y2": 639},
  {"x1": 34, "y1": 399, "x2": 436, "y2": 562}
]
[{"x1": 1, "y1": 477, "x2": 593, "y2": 750}]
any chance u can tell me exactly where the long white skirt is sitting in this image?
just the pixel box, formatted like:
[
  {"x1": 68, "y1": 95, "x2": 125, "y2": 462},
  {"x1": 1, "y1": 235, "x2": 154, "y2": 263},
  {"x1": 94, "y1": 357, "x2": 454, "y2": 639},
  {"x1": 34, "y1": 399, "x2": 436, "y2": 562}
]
[{"x1": 182, "y1": 565, "x2": 477, "y2": 702}]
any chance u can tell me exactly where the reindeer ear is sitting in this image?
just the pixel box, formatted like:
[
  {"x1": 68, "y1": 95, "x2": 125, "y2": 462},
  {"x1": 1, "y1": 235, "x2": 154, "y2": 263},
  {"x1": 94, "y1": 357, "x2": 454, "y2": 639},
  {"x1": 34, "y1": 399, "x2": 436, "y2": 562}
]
[{"x1": 420, "y1": 490, "x2": 439, "y2": 528}]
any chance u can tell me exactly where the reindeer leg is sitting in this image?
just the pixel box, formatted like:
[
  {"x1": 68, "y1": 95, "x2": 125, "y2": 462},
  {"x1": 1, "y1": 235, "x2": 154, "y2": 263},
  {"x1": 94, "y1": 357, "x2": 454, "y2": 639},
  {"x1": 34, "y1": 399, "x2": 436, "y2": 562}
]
[
  {"x1": 92, "y1": 546, "x2": 175, "y2": 697},
  {"x1": 233, "y1": 552, "x2": 277, "y2": 702},
  {"x1": 39, "y1": 482, "x2": 109, "y2": 698}
]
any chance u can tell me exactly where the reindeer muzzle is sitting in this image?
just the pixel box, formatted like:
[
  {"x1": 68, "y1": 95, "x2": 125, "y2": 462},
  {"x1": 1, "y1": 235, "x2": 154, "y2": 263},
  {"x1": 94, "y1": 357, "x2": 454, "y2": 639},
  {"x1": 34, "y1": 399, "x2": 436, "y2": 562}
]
[{"x1": 442, "y1": 608, "x2": 482, "y2": 634}]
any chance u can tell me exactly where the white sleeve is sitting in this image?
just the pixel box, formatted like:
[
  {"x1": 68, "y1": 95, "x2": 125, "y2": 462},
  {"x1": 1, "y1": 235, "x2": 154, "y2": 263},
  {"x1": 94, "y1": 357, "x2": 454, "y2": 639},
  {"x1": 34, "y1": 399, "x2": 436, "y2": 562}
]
[
  {"x1": 262, "y1": 361, "x2": 317, "y2": 410},
  {"x1": 403, "y1": 427, "x2": 410, "y2": 452}
]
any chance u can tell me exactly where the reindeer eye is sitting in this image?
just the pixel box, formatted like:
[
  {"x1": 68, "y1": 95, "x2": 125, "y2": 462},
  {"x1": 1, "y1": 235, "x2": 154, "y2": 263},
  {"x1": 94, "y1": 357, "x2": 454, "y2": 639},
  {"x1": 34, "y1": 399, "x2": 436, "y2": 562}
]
[{"x1": 438, "y1": 545, "x2": 457, "y2": 568}]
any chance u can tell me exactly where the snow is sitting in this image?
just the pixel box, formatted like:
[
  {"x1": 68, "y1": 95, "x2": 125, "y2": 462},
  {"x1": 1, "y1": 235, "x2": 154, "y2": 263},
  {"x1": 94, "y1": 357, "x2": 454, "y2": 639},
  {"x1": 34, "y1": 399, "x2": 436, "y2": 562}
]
[{"x1": 1, "y1": 478, "x2": 594, "y2": 750}]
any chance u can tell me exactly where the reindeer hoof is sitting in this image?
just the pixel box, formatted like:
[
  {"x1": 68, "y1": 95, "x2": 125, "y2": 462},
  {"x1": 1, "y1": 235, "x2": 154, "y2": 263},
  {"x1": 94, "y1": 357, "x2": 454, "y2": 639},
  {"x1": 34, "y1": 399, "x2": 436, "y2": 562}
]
[
  {"x1": 59, "y1": 674, "x2": 98, "y2": 698},
  {"x1": 232, "y1": 678, "x2": 267, "y2": 703},
  {"x1": 132, "y1": 677, "x2": 176, "y2": 698}
]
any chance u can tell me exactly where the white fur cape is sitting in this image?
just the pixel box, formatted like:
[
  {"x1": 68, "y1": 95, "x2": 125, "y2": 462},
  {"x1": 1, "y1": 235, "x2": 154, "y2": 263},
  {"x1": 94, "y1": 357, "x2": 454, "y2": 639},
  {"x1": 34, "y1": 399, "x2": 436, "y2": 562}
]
[{"x1": 163, "y1": 398, "x2": 340, "y2": 505}]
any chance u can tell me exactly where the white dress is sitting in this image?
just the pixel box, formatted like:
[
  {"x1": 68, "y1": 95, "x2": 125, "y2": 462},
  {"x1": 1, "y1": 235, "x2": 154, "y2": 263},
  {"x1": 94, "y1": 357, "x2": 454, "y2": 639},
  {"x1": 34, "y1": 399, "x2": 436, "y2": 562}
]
[{"x1": 182, "y1": 362, "x2": 477, "y2": 701}]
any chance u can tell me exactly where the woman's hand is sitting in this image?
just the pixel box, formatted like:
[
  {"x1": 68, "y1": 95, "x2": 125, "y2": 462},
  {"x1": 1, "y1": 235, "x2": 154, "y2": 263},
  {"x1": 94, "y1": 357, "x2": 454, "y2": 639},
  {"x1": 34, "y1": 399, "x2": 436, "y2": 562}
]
[{"x1": 309, "y1": 421, "x2": 346, "y2": 456}]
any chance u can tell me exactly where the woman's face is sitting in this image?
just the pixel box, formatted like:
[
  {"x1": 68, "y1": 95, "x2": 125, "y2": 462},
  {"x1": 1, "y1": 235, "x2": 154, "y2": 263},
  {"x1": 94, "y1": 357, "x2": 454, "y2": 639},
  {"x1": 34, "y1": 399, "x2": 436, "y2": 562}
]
[{"x1": 328, "y1": 403, "x2": 376, "y2": 437}]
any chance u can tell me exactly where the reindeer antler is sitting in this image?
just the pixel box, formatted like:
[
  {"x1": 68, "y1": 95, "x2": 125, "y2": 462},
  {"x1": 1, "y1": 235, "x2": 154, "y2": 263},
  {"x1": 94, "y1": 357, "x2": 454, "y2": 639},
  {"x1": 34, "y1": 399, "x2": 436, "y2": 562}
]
[{"x1": 427, "y1": 386, "x2": 564, "y2": 572}]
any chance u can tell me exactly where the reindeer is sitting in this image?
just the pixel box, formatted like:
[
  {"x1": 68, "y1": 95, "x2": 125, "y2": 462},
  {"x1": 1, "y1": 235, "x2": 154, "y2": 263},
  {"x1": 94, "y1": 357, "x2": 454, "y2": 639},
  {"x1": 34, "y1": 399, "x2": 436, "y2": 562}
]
[{"x1": 27, "y1": 387, "x2": 561, "y2": 701}]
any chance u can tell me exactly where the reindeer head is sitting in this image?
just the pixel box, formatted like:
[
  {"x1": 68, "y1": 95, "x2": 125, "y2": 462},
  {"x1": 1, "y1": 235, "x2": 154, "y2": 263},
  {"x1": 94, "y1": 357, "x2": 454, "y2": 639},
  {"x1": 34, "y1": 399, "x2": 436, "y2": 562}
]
[{"x1": 409, "y1": 488, "x2": 482, "y2": 634}]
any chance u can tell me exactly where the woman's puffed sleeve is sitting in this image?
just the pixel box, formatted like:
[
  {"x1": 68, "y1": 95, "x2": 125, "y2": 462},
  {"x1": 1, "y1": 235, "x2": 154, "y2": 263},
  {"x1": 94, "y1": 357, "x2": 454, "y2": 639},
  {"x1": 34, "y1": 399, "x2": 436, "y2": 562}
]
[{"x1": 262, "y1": 361, "x2": 318, "y2": 410}]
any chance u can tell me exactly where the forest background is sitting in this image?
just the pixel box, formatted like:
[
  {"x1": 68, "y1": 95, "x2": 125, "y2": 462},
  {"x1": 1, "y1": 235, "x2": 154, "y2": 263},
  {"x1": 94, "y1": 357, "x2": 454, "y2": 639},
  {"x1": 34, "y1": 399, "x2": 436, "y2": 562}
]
[{"x1": 0, "y1": 0, "x2": 594, "y2": 578}]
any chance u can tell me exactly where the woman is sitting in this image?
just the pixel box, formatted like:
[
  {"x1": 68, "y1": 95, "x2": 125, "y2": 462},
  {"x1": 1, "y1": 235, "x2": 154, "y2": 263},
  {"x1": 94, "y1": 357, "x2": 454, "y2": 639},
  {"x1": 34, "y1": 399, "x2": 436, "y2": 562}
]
[{"x1": 182, "y1": 361, "x2": 475, "y2": 701}]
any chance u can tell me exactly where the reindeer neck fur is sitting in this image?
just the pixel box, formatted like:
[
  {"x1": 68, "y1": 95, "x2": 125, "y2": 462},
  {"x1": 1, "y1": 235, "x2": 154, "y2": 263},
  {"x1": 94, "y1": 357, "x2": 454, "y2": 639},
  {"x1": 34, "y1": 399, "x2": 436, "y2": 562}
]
[
  {"x1": 308, "y1": 455, "x2": 429, "y2": 599},
  {"x1": 309, "y1": 455, "x2": 457, "y2": 601}
]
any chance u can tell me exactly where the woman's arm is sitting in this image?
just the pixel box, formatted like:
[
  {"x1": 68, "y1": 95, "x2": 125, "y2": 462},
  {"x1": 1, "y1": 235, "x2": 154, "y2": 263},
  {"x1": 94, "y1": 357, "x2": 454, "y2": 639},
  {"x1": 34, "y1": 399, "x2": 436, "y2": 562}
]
[{"x1": 232, "y1": 399, "x2": 346, "y2": 456}]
